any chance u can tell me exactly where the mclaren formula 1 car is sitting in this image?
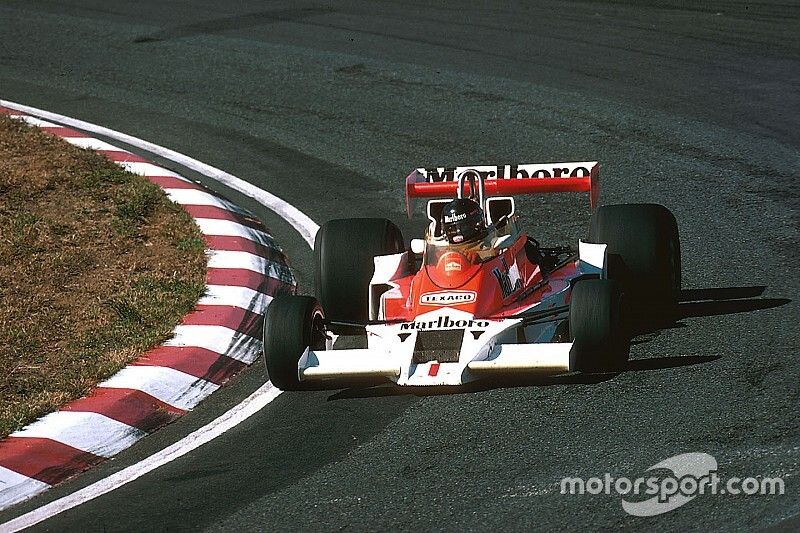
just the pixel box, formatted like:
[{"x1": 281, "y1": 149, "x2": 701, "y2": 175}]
[{"x1": 263, "y1": 162, "x2": 681, "y2": 389}]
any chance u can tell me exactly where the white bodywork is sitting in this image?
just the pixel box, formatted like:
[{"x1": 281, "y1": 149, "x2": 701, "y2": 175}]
[
  {"x1": 299, "y1": 307, "x2": 573, "y2": 386},
  {"x1": 297, "y1": 237, "x2": 607, "y2": 387},
  {"x1": 578, "y1": 240, "x2": 607, "y2": 270}
]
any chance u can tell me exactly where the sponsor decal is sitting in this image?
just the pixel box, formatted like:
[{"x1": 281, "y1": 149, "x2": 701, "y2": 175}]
[
  {"x1": 420, "y1": 290, "x2": 477, "y2": 306},
  {"x1": 443, "y1": 212, "x2": 467, "y2": 224},
  {"x1": 400, "y1": 315, "x2": 490, "y2": 331},
  {"x1": 421, "y1": 163, "x2": 592, "y2": 183},
  {"x1": 444, "y1": 260, "x2": 462, "y2": 273},
  {"x1": 492, "y1": 257, "x2": 523, "y2": 299}
]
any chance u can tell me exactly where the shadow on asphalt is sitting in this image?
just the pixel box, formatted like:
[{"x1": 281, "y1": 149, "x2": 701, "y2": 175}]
[
  {"x1": 631, "y1": 285, "x2": 790, "y2": 338},
  {"x1": 677, "y1": 285, "x2": 789, "y2": 319},
  {"x1": 325, "y1": 285, "x2": 789, "y2": 401}
]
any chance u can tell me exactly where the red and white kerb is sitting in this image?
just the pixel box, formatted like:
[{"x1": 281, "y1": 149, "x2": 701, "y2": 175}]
[{"x1": 0, "y1": 107, "x2": 295, "y2": 510}]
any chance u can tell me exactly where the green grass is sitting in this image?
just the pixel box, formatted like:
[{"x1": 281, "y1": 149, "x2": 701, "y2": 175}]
[{"x1": 0, "y1": 114, "x2": 208, "y2": 438}]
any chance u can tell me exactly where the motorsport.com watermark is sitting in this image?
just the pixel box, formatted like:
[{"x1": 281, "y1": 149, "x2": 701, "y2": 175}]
[{"x1": 561, "y1": 453, "x2": 785, "y2": 516}]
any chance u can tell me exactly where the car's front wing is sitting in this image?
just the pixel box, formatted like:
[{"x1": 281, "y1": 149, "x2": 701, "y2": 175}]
[{"x1": 297, "y1": 339, "x2": 573, "y2": 387}]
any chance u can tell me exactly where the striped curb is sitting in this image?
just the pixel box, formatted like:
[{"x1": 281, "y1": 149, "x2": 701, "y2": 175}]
[{"x1": 0, "y1": 108, "x2": 295, "y2": 510}]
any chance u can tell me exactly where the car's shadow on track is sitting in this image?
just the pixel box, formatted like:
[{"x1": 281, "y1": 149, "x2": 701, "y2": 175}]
[
  {"x1": 677, "y1": 285, "x2": 789, "y2": 319},
  {"x1": 631, "y1": 285, "x2": 790, "y2": 341},
  {"x1": 326, "y1": 286, "x2": 789, "y2": 400}
]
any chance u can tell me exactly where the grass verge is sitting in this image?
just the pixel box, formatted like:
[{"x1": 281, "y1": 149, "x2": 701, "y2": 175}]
[{"x1": 0, "y1": 115, "x2": 207, "y2": 438}]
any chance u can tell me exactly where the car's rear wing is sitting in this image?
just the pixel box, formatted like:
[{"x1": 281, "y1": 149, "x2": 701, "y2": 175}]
[{"x1": 405, "y1": 161, "x2": 599, "y2": 216}]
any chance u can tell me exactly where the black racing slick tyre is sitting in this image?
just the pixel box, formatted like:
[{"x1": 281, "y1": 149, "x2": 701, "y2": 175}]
[
  {"x1": 314, "y1": 218, "x2": 405, "y2": 329},
  {"x1": 589, "y1": 203, "x2": 681, "y2": 313},
  {"x1": 569, "y1": 279, "x2": 628, "y2": 373},
  {"x1": 263, "y1": 295, "x2": 326, "y2": 391}
]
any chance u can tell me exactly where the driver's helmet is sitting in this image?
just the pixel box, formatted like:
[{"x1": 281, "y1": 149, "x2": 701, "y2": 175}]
[{"x1": 441, "y1": 198, "x2": 488, "y2": 244}]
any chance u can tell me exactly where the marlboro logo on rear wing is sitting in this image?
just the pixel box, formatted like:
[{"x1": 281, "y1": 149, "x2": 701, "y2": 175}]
[{"x1": 405, "y1": 161, "x2": 600, "y2": 216}]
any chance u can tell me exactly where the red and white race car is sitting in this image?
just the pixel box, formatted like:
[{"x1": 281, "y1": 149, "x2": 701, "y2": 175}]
[{"x1": 263, "y1": 162, "x2": 681, "y2": 389}]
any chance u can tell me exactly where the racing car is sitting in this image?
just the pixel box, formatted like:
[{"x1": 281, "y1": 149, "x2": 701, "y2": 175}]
[{"x1": 262, "y1": 162, "x2": 681, "y2": 389}]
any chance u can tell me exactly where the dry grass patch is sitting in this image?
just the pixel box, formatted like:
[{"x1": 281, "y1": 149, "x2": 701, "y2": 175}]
[{"x1": 0, "y1": 115, "x2": 207, "y2": 438}]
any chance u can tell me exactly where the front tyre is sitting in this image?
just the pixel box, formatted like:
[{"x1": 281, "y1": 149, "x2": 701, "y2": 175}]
[
  {"x1": 263, "y1": 295, "x2": 326, "y2": 390},
  {"x1": 569, "y1": 279, "x2": 628, "y2": 373}
]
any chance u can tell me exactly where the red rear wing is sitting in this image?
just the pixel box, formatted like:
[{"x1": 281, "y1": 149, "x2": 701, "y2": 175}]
[{"x1": 405, "y1": 161, "x2": 599, "y2": 216}]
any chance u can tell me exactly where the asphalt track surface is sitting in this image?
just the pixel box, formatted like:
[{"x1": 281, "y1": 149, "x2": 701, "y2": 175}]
[{"x1": 1, "y1": 1, "x2": 798, "y2": 531}]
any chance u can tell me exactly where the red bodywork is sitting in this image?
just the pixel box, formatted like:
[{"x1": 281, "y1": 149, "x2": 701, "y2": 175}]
[{"x1": 381, "y1": 233, "x2": 581, "y2": 322}]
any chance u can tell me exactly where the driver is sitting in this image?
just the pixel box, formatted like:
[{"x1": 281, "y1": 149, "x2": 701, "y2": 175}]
[
  {"x1": 438, "y1": 197, "x2": 544, "y2": 267},
  {"x1": 440, "y1": 198, "x2": 488, "y2": 245}
]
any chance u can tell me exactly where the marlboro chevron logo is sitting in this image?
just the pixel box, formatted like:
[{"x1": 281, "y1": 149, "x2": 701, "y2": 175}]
[{"x1": 400, "y1": 315, "x2": 490, "y2": 331}]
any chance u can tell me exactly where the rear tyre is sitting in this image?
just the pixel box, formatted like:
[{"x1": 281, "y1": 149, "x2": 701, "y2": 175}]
[
  {"x1": 589, "y1": 203, "x2": 681, "y2": 316},
  {"x1": 263, "y1": 295, "x2": 326, "y2": 391},
  {"x1": 569, "y1": 279, "x2": 628, "y2": 373},
  {"x1": 315, "y1": 218, "x2": 405, "y2": 331}
]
